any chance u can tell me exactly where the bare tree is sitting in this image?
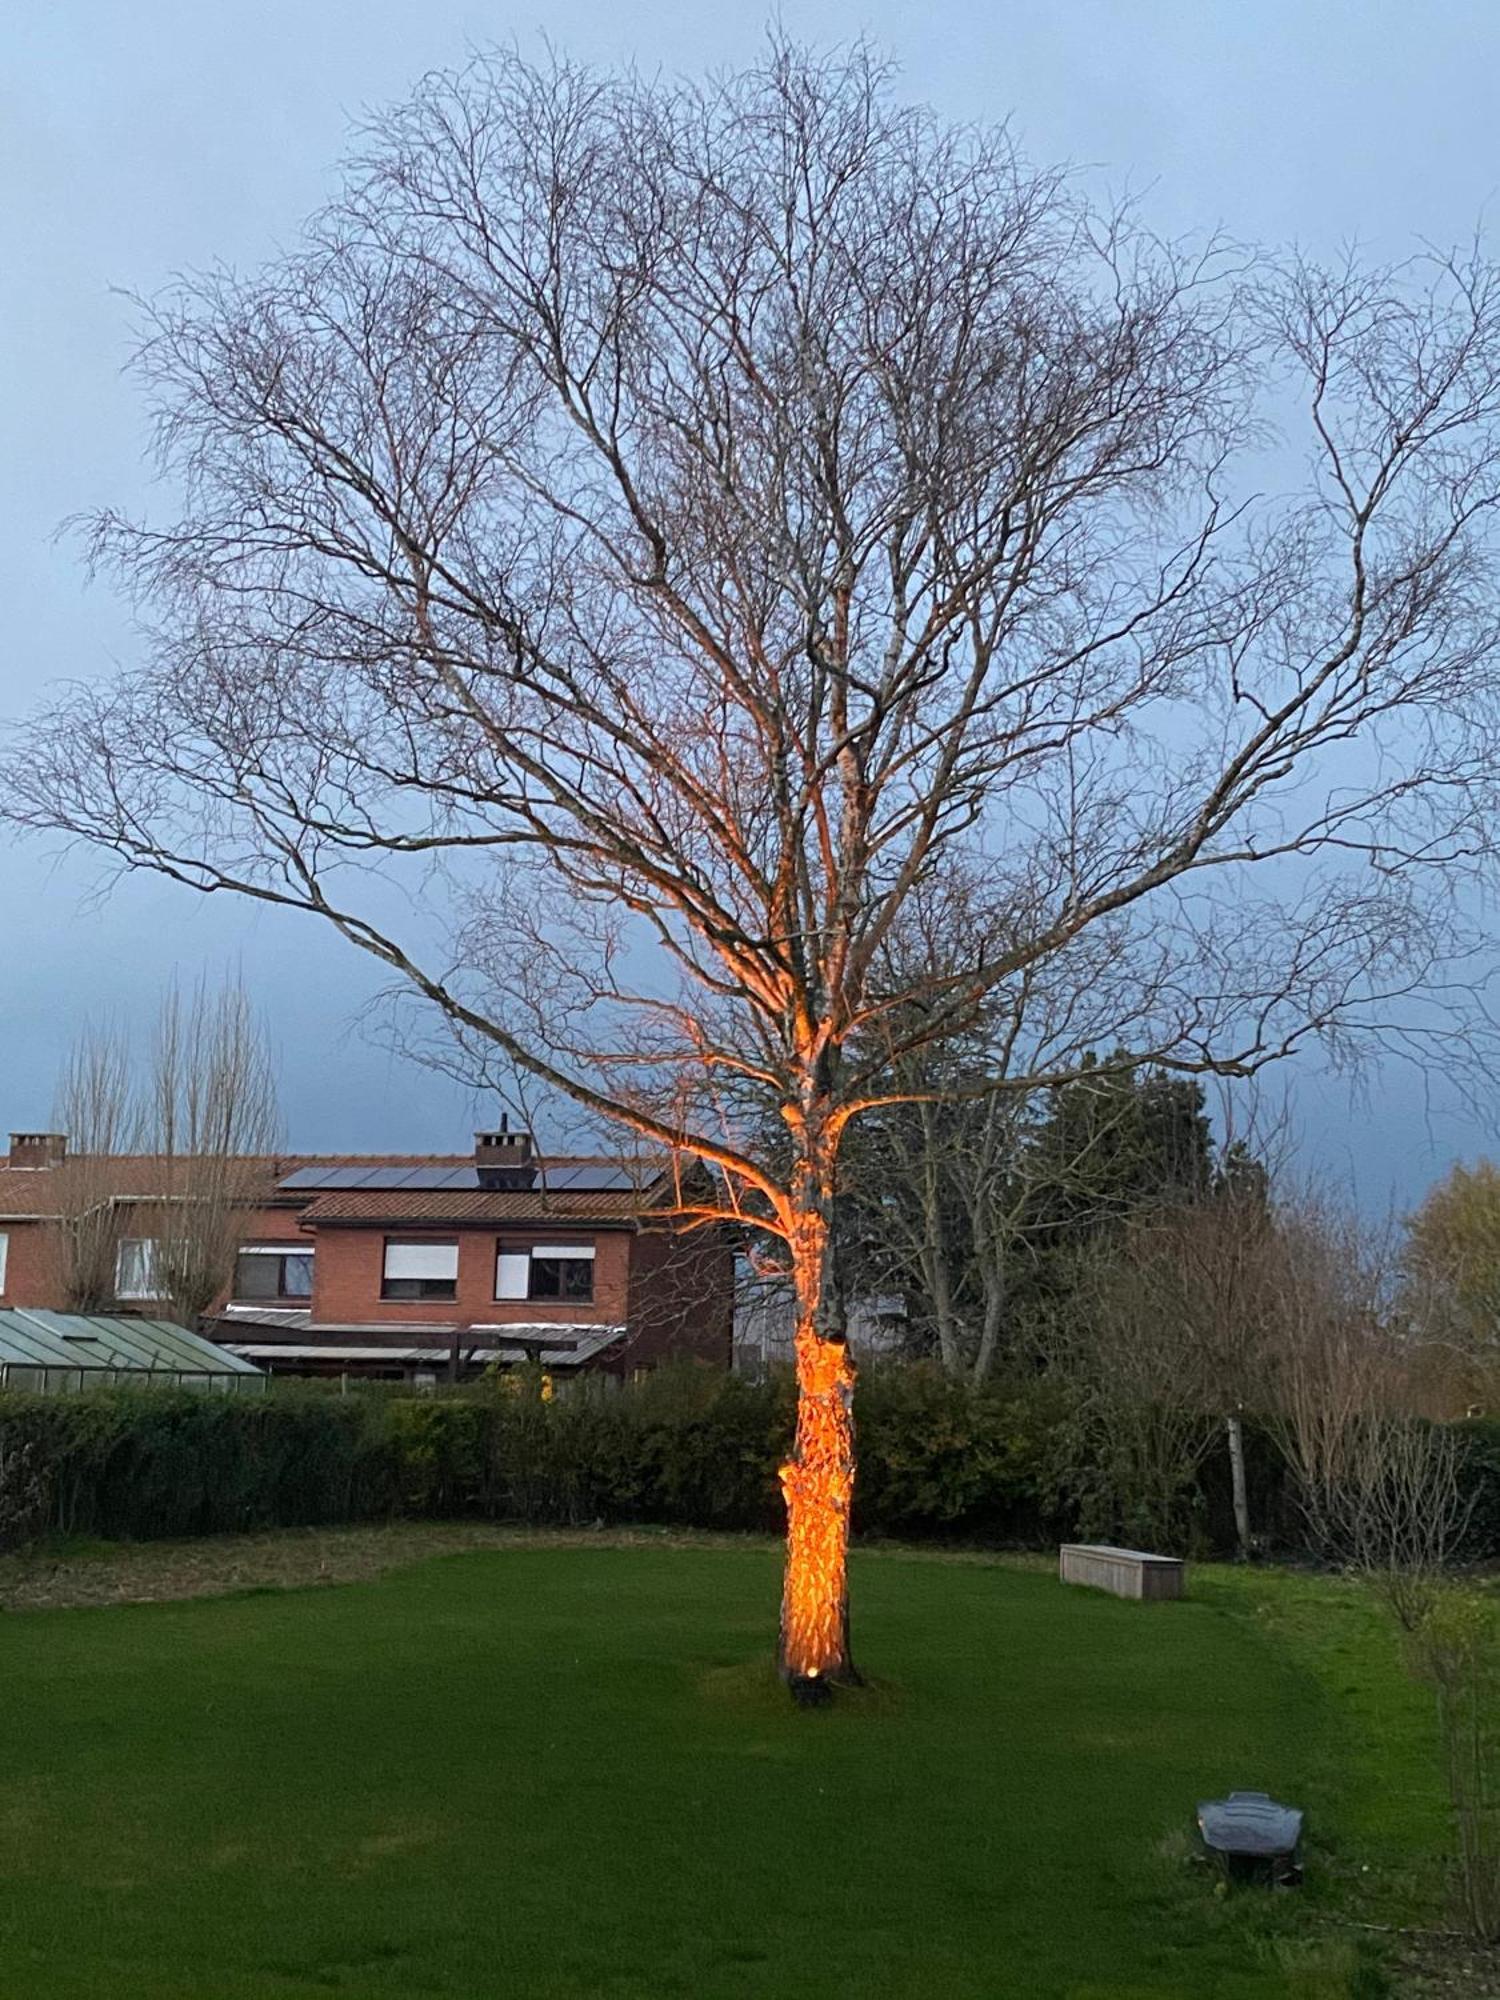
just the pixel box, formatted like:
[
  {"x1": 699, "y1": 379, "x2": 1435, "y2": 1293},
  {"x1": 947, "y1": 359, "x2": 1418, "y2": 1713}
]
[
  {"x1": 1143, "y1": 1209, "x2": 1266, "y2": 1555},
  {"x1": 53, "y1": 1021, "x2": 141, "y2": 1310},
  {"x1": 1039, "y1": 1238, "x2": 1225, "y2": 1552},
  {"x1": 1255, "y1": 1199, "x2": 1405, "y2": 1543},
  {"x1": 51, "y1": 981, "x2": 281, "y2": 1327},
  {"x1": 11, "y1": 41, "x2": 1500, "y2": 1694},
  {"x1": 1336, "y1": 1412, "x2": 1471, "y2": 1631},
  {"x1": 147, "y1": 980, "x2": 283, "y2": 1327}
]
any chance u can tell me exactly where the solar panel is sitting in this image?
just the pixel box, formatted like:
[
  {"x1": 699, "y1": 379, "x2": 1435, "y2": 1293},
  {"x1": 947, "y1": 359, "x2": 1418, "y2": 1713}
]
[
  {"x1": 540, "y1": 1163, "x2": 643, "y2": 1191},
  {"x1": 278, "y1": 1164, "x2": 435, "y2": 1190},
  {"x1": 278, "y1": 1158, "x2": 651, "y2": 1194}
]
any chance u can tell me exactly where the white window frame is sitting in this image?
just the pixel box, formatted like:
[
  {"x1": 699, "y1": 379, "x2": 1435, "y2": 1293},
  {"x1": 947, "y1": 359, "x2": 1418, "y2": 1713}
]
[
  {"x1": 0, "y1": 1230, "x2": 9, "y2": 1295},
  {"x1": 116, "y1": 1238, "x2": 159, "y2": 1301},
  {"x1": 495, "y1": 1240, "x2": 596, "y2": 1304}
]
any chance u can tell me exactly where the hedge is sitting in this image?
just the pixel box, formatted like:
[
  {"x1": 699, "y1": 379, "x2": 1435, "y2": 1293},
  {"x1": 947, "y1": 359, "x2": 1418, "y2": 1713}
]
[
  {"x1": 2, "y1": 1366, "x2": 1498, "y2": 1559},
  {"x1": 0, "y1": 1366, "x2": 1072, "y2": 1548}
]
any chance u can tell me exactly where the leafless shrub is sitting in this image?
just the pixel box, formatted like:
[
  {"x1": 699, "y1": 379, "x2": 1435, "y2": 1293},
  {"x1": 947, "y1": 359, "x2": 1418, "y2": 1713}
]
[
  {"x1": 1253, "y1": 1200, "x2": 1405, "y2": 1549},
  {"x1": 1413, "y1": 1586, "x2": 1500, "y2": 1940},
  {"x1": 1330, "y1": 1413, "x2": 1473, "y2": 1631}
]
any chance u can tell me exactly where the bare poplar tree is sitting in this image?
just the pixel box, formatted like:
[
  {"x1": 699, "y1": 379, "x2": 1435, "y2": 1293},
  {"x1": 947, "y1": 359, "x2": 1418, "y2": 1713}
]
[
  {"x1": 148, "y1": 980, "x2": 283, "y2": 1327},
  {"x1": 53, "y1": 1022, "x2": 141, "y2": 1311},
  {"x1": 11, "y1": 41, "x2": 1500, "y2": 1694},
  {"x1": 51, "y1": 982, "x2": 281, "y2": 1327}
]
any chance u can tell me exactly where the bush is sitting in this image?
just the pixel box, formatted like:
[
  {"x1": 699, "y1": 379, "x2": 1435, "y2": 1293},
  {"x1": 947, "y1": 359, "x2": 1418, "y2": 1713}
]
[
  {"x1": 854, "y1": 1366, "x2": 1069, "y2": 1541},
  {"x1": 9, "y1": 1370, "x2": 1500, "y2": 1559},
  {"x1": 0, "y1": 1365, "x2": 1070, "y2": 1548},
  {"x1": 0, "y1": 1389, "x2": 400, "y2": 1540},
  {"x1": 1454, "y1": 1420, "x2": 1500, "y2": 1558}
]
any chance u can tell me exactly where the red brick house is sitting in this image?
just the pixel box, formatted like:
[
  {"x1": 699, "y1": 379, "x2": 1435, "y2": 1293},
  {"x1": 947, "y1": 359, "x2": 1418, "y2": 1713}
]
[{"x1": 0, "y1": 1127, "x2": 731, "y2": 1385}]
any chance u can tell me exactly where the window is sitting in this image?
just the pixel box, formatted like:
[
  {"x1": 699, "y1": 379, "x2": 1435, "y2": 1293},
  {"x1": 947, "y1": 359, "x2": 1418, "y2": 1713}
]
[
  {"x1": 234, "y1": 1246, "x2": 314, "y2": 1302},
  {"x1": 0, "y1": 1231, "x2": 8, "y2": 1295},
  {"x1": 116, "y1": 1238, "x2": 159, "y2": 1300},
  {"x1": 382, "y1": 1239, "x2": 459, "y2": 1301},
  {"x1": 495, "y1": 1241, "x2": 595, "y2": 1304}
]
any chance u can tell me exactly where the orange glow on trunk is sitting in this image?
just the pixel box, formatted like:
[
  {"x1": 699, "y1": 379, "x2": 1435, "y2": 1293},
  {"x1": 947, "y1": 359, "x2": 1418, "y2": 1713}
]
[{"x1": 779, "y1": 1312, "x2": 857, "y2": 1686}]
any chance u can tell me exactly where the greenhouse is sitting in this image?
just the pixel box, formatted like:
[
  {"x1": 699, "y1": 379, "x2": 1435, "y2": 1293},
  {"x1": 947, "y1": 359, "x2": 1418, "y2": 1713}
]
[{"x1": 0, "y1": 1310, "x2": 266, "y2": 1394}]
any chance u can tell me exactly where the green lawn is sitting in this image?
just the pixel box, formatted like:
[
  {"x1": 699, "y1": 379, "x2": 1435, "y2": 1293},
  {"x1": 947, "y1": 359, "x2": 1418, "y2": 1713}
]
[{"x1": 0, "y1": 1541, "x2": 1446, "y2": 1998}]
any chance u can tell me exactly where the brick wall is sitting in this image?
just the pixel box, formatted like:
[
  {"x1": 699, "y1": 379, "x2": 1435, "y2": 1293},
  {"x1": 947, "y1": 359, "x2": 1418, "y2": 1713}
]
[
  {"x1": 0, "y1": 1219, "x2": 63, "y2": 1308},
  {"x1": 308, "y1": 1224, "x2": 633, "y2": 1328},
  {"x1": 623, "y1": 1223, "x2": 734, "y2": 1370}
]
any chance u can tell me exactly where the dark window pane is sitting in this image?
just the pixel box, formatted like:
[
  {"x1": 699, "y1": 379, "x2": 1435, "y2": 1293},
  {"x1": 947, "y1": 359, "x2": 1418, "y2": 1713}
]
[
  {"x1": 235, "y1": 1255, "x2": 279, "y2": 1301},
  {"x1": 528, "y1": 1257, "x2": 562, "y2": 1300},
  {"x1": 528, "y1": 1256, "x2": 593, "y2": 1303},
  {"x1": 381, "y1": 1277, "x2": 458, "y2": 1301}
]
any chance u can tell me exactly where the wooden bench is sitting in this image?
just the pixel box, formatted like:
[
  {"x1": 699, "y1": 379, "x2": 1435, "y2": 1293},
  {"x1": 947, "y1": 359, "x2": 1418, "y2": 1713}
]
[{"x1": 1058, "y1": 1543, "x2": 1185, "y2": 1601}]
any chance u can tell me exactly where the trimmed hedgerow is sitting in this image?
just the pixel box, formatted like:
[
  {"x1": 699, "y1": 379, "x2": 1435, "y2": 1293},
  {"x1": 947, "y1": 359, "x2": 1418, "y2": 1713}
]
[
  {"x1": 0, "y1": 1366, "x2": 1058, "y2": 1547},
  {"x1": 0, "y1": 1388, "x2": 400, "y2": 1540},
  {"x1": 6, "y1": 1367, "x2": 1495, "y2": 1558}
]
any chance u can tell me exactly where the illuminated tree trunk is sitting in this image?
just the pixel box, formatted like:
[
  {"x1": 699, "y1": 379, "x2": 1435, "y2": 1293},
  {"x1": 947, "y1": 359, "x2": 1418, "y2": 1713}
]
[{"x1": 778, "y1": 1201, "x2": 859, "y2": 1700}]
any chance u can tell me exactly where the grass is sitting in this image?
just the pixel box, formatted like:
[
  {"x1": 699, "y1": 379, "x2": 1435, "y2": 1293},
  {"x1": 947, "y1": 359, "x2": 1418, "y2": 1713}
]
[{"x1": 0, "y1": 1534, "x2": 1454, "y2": 1998}]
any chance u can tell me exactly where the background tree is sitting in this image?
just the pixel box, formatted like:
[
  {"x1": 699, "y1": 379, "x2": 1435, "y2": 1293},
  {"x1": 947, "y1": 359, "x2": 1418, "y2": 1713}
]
[
  {"x1": 842, "y1": 1054, "x2": 1239, "y2": 1386},
  {"x1": 1401, "y1": 1160, "x2": 1500, "y2": 1367},
  {"x1": 51, "y1": 981, "x2": 282, "y2": 1328},
  {"x1": 11, "y1": 41, "x2": 1500, "y2": 1695},
  {"x1": 1033, "y1": 1162, "x2": 1271, "y2": 1552},
  {"x1": 53, "y1": 1023, "x2": 139, "y2": 1312},
  {"x1": 146, "y1": 980, "x2": 284, "y2": 1327}
]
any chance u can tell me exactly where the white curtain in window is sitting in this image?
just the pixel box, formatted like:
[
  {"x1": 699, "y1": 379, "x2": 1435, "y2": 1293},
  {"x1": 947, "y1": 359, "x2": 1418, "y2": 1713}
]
[
  {"x1": 116, "y1": 1239, "x2": 158, "y2": 1298},
  {"x1": 383, "y1": 1241, "x2": 458, "y2": 1281}
]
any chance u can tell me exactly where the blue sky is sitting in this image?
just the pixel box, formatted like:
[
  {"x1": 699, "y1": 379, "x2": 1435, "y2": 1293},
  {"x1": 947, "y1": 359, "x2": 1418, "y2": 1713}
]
[{"x1": 4, "y1": 1, "x2": 1500, "y2": 1194}]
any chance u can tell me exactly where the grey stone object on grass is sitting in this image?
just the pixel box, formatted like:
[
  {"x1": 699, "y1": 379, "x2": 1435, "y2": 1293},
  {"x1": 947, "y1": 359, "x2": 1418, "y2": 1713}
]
[
  {"x1": 1058, "y1": 1544, "x2": 1185, "y2": 1601},
  {"x1": 1196, "y1": 1792, "x2": 1305, "y2": 1885}
]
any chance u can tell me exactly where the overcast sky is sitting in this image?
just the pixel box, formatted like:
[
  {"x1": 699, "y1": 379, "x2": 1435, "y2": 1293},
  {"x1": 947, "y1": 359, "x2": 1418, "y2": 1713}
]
[{"x1": 5, "y1": 1, "x2": 1500, "y2": 1196}]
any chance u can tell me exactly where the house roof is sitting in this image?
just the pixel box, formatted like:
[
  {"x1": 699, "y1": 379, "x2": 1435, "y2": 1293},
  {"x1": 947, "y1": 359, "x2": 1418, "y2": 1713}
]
[
  {"x1": 0, "y1": 1152, "x2": 668, "y2": 1220},
  {"x1": 295, "y1": 1186, "x2": 655, "y2": 1226},
  {"x1": 0, "y1": 1310, "x2": 263, "y2": 1376}
]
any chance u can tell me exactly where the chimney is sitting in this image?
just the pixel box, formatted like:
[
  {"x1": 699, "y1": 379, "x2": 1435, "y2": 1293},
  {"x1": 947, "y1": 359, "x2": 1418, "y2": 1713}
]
[
  {"x1": 8, "y1": 1132, "x2": 67, "y2": 1170},
  {"x1": 474, "y1": 1117, "x2": 536, "y2": 1189}
]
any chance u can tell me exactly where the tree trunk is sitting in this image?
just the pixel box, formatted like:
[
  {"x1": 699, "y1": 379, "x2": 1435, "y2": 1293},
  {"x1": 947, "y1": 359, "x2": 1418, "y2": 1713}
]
[
  {"x1": 1226, "y1": 1410, "x2": 1252, "y2": 1559},
  {"x1": 970, "y1": 1259, "x2": 1007, "y2": 1389},
  {"x1": 778, "y1": 1202, "x2": 859, "y2": 1699},
  {"x1": 917, "y1": 1102, "x2": 963, "y2": 1376}
]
